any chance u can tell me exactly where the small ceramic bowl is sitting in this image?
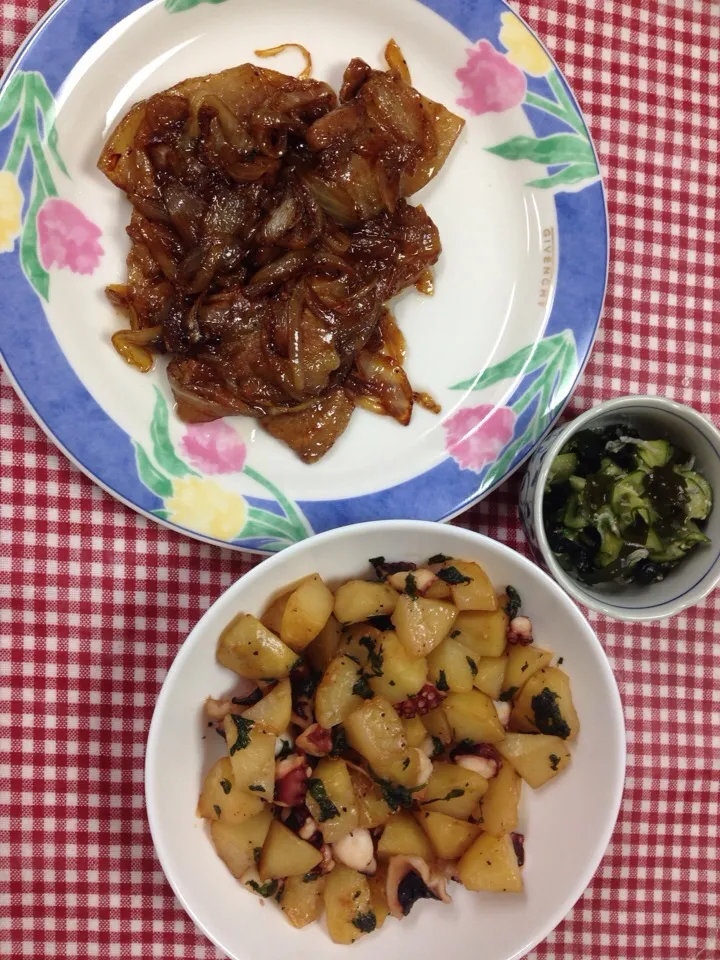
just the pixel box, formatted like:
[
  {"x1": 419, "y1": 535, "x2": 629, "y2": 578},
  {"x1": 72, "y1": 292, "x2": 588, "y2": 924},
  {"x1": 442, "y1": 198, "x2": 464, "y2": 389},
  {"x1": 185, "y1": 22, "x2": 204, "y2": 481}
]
[
  {"x1": 519, "y1": 396, "x2": 720, "y2": 621},
  {"x1": 146, "y1": 520, "x2": 625, "y2": 960}
]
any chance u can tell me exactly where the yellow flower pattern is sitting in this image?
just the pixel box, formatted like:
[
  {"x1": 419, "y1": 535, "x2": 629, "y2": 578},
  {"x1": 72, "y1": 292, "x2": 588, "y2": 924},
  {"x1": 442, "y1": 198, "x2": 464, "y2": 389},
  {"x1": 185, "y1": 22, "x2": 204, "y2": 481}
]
[
  {"x1": 166, "y1": 476, "x2": 247, "y2": 541},
  {"x1": 0, "y1": 171, "x2": 23, "y2": 253},
  {"x1": 499, "y1": 12, "x2": 552, "y2": 77}
]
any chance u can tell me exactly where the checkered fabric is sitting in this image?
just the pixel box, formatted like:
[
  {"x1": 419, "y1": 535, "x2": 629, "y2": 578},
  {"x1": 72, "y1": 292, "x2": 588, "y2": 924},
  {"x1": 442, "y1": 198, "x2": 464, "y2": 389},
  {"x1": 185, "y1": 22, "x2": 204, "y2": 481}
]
[{"x1": 1, "y1": 1, "x2": 719, "y2": 957}]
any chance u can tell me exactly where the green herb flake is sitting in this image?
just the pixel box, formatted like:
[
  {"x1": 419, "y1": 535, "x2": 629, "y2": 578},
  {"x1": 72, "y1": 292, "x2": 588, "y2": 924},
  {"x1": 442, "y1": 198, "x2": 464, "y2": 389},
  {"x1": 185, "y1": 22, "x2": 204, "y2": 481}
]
[
  {"x1": 531, "y1": 688, "x2": 571, "y2": 738},
  {"x1": 422, "y1": 788, "x2": 465, "y2": 804},
  {"x1": 405, "y1": 573, "x2": 419, "y2": 599},
  {"x1": 228, "y1": 714, "x2": 254, "y2": 755},
  {"x1": 402, "y1": 757, "x2": 410, "y2": 770},
  {"x1": 370, "y1": 770, "x2": 424, "y2": 811},
  {"x1": 499, "y1": 686, "x2": 518, "y2": 702},
  {"x1": 213, "y1": 804, "x2": 221, "y2": 816},
  {"x1": 437, "y1": 565, "x2": 472, "y2": 586},
  {"x1": 466, "y1": 656, "x2": 478, "y2": 678},
  {"x1": 449, "y1": 630, "x2": 461, "y2": 639},
  {"x1": 549, "y1": 753, "x2": 561, "y2": 771},
  {"x1": 253, "y1": 847, "x2": 262, "y2": 864},
  {"x1": 436, "y1": 670, "x2": 449, "y2": 692},
  {"x1": 248, "y1": 784, "x2": 266, "y2": 792},
  {"x1": 428, "y1": 553, "x2": 451, "y2": 564},
  {"x1": 368, "y1": 556, "x2": 386, "y2": 578},
  {"x1": 557, "y1": 657, "x2": 564, "y2": 665},
  {"x1": 330, "y1": 725, "x2": 348, "y2": 758},
  {"x1": 352, "y1": 911, "x2": 377, "y2": 934},
  {"x1": 352, "y1": 672, "x2": 375, "y2": 700},
  {"x1": 520, "y1": 662, "x2": 528, "y2": 673},
  {"x1": 276, "y1": 739, "x2": 293, "y2": 761},
  {"x1": 248, "y1": 879, "x2": 278, "y2": 898},
  {"x1": 431, "y1": 736, "x2": 444, "y2": 759},
  {"x1": 359, "y1": 636, "x2": 384, "y2": 677},
  {"x1": 302, "y1": 869, "x2": 321, "y2": 883},
  {"x1": 504, "y1": 585, "x2": 522, "y2": 619},
  {"x1": 307, "y1": 778, "x2": 340, "y2": 821},
  {"x1": 219, "y1": 779, "x2": 232, "y2": 795}
]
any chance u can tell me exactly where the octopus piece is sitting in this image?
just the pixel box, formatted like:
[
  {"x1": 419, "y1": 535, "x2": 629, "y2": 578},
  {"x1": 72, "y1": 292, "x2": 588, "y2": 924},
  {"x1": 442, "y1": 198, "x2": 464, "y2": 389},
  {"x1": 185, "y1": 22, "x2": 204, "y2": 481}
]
[
  {"x1": 386, "y1": 568, "x2": 438, "y2": 595},
  {"x1": 413, "y1": 747, "x2": 433, "y2": 786},
  {"x1": 494, "y1": 700, "x2": 511, "y2": 727},
  {"x1": 369, "y1": 558, "x2": 416, "y2": 579},
  {"x1": 203, "y1": 696, "x2": 234, "y2": 722},
  {"x1": 385, "y1": 856, "x2": 452, "y2": 919},
  {"x1": 295, "y1": 722, "x2": 333, "y2": 757},
  {"x1": 332, "y1": 828, "x2": 377, "y2": 875},
  {"x1": 274, "y1": 753, "x2": 309, "y2": 807},
  {"x1": 507, "y1": 616, "x2": 533, "y2": 645},
  {"x1": 395, "y1": 683, "x2": 448, "y2": 719},
  {"x1": 454, "y1": 753, "x2": 498, "y2": 780}
]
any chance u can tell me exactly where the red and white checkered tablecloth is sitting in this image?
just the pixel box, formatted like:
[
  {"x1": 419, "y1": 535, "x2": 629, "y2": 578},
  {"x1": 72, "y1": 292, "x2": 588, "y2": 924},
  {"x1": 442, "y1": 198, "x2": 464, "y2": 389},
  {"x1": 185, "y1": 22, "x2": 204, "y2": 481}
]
[{"x1": 1, "y1": 1, "x2": 719, "y2": 957}]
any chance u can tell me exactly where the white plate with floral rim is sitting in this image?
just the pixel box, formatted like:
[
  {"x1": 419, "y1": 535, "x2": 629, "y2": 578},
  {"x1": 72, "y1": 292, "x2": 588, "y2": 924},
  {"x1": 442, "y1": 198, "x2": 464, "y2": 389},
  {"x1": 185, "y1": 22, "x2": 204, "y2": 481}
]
[{"x1": 0, "y1": 0, "x2": 607, "y2": 553}]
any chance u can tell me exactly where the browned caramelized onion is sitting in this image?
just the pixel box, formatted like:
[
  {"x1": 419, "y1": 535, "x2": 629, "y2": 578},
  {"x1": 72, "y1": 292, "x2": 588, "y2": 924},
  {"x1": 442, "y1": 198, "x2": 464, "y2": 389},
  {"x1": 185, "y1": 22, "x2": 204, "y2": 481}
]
[
  {"x1": 98, "y1": 45, "x2": 463, "y2": 462},
  {"x1": 254, "y1": 43, "x2": 314, "y2": 80}
]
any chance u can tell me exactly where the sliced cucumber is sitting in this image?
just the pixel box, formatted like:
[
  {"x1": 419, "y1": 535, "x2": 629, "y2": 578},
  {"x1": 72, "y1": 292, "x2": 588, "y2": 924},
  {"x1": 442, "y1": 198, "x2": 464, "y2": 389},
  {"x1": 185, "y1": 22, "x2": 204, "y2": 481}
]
[
  {"x1": 682, "y1": 471, "x2": 713, "y2": 521},
  {"x1": 636, "y1": 439, "x2": 673, "y2": 468},
  {"x1": 547, "y1": 452, "x2": 578, "y2": 487}
]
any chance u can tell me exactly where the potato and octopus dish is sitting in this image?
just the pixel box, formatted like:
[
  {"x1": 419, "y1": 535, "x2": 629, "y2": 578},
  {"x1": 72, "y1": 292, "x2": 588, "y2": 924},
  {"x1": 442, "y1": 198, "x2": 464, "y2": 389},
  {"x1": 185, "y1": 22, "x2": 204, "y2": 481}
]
[
  {"x1": 199, "y1": 555, "x2": 579, "y2": 943},
  {"x1": 98, "y1": 42, "x2": 464, "y2": 463}
]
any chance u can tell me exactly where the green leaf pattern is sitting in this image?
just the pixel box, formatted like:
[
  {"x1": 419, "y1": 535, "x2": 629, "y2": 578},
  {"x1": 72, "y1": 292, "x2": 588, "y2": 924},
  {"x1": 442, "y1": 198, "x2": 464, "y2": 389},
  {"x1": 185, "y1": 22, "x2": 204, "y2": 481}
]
[
  {"x1": 449, "y1": 330, "x2": 578, "y2": 488},
  {"x1": 165, "y1": 0, "x2": 229, "y2": 11},
  {"x1": 149, "y1": 387, "x2": 198, "y2": 478}
]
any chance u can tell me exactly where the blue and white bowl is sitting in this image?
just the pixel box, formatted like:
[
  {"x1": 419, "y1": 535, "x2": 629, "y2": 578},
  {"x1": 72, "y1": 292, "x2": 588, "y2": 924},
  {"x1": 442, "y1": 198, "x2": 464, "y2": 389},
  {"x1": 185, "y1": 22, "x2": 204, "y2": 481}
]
[{"x1": 519, "y1": 395, "x2": 720, "y2": 621}]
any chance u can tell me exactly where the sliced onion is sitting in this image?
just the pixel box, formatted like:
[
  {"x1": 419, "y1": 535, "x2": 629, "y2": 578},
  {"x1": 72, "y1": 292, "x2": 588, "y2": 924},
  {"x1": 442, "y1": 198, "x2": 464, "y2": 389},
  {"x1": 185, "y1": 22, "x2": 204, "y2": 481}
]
[
  {"x1": 259, "y1": 193, "x2": 301, "y2": 244},
  {"x1": 414, "y1": 391, "x2": 441, "y2": 414},
  {"x1": 129, "y1": 195, "x2": 173, "y2": 227},
  {"x1": 350, "y1": 349, "x2": 414, "y2": 425},
  {"x1": 254, "y1": 43, "x2": 314, "y2": 80},
  {"x1": 384, "y1": 39, "x2": 412, "y2": 84},
  {"x1": 246, "y1": 251, "x2": 311, "y2": 296},
  {"x1": 179, "y1": 241, "x2": 227, "y2": 294},
  {"x1": 111, "y1": 326, "x2": 162, "y2": 373},
  {"x1": 302, "y1": 171, "x2": 359, "y2": 225},
  {"x1": 168, "y1": 362, "x2": 262, "y2": 422},
  {"x1": 339, "y1": 58, "x2": 372, "y2": 103},
  {"x1": 196, "y1": 94, "x2": 255, "y2": 152},
  {"x1": 306, "y1": 102, "x2": 364, "y2": 150},
  {"x1": 162, "y1": 181, "x2": 207, "y2": 247},
  {"x1": 415, "y1": 269, "x2": 435, "y2": 296},
  {"x1": 227, "y1": 154, "x2": 281, "y2": 182},
  {"x1": 378, "y1": 309, "x2": 407, "y2": 364}
]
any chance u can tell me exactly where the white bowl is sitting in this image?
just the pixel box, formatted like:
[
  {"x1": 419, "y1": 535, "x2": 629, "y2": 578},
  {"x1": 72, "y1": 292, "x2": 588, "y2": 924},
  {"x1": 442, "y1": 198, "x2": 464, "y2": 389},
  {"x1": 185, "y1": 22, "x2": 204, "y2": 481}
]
[
  {"x1": 145, "y1": 520, "x2": 625, "y2": 960},
  {"x1": 519, "y1": 396, "x2": 720, "y2": 622}
]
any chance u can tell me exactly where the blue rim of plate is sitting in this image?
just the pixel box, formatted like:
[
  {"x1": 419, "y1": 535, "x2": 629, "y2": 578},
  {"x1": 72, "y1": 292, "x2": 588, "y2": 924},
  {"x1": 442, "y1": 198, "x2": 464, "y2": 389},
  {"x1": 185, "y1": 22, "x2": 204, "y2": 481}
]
[{"x1": 0, "y1": 0, "x2": 608, "y2": 553}]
